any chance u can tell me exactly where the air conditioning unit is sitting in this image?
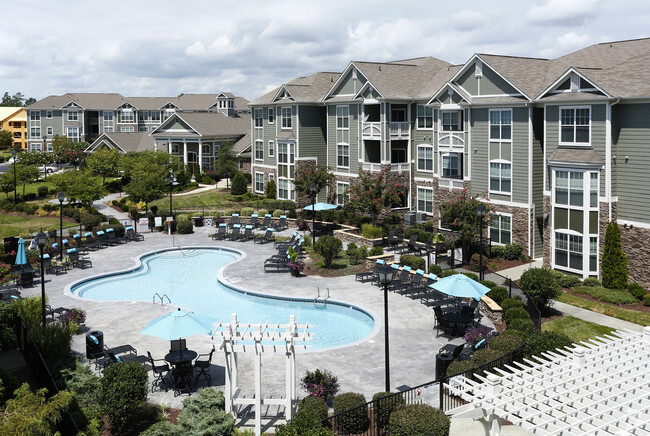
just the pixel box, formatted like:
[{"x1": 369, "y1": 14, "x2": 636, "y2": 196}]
[
  {"x1": 404, "y1": 212, "x2": 416, "y2": 226},
  {"x1": 415, "y1": 212, "x2": 426, "y2": 224}
]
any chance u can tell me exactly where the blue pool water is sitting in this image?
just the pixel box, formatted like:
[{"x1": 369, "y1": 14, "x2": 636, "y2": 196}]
[{"x1": 70, "y1": 248, "x2": 376, "y2": 351}]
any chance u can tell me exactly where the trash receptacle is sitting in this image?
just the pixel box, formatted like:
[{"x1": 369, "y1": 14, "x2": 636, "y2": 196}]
[
  {"x1": 194, "y1": 217, "x2": 204, "y2": 227},
  {"x1": 86, "y1": 330, "x2": 104, "y2": 359},
  {"x1": 435, "y1": 352, "x2": 454, "y2": 380}
]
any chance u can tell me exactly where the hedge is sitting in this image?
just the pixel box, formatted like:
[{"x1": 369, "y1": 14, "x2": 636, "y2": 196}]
[{"x1": 389, "y1": 404, "x2": 449, "y2": 436}]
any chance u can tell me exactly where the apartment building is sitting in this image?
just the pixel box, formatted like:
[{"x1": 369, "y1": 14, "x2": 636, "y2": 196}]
[
  {"x1": 0, "y1": 107, "x2": 27, "y2": 149},
  {"x1": 249, "y1": 38, "x2": 650, "y2": 288}
]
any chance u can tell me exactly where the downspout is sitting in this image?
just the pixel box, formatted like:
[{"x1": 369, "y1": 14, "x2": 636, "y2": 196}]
[{"x1": 606, "y1": 98, "x2": 620, "y2": 223}]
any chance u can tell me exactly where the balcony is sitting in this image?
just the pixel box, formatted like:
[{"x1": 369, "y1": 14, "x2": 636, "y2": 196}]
[
  {"x1": 362, "y1": 162, "x2": 382, "y2": 172},
  {"x1": 438, "y1": 131, "x2": 465, "y2": 148},
  {"x1": 439, "y1": 178, "x2": 464, "y2": 190},
  {"x1": 389, "y1": 122, "x2": 410, "y2": 139},
  {"x1": 362, "y1": 122, "x2": 381, "y2": 140},
  {"x1": 390, "y1": 162, "x2": 410, "y2": 173}
]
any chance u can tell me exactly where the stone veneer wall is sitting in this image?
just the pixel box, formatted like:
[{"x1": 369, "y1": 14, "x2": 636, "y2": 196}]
[
  {"x1": 620, "y1": 225, "x2": 650, "y2": 290},
  {"x1": 488, "y1": 203, "x2": 532, "y2": 256},
  {"x1": 251, "y1": 165, "x2": 277, "y2": 196}
]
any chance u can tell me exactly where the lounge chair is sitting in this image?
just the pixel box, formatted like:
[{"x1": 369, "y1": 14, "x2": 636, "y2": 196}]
[
  {"x1": 125, "y1": 226, "x2": 144, "y2": 242},
  {"x1": 50, "y1": 242, "x2": 61, "y2": 258},
  {"x1": 249, "y1": 214, "x2": 259, "y2": 228},
  {"x1": 212, "y1": 223, "x2": 227, "y2": 240},
  {"x1": 260, "y1": 214, "x2": 272, "y2": 229},
  {"x1": 264, "y1": 254, "x2": 291, "y2": 272},
  {"x1": 101, "y1": 229, "x2": 119, "y2": 246},
  {"x1": 254, "y1": 228, "x2": 275, "y2": 244},
  {"x1": 61, "y1": 238, "x2": 73, "y2": 251},
  {"x1": 277, "y1": 215, "x2": 288, "y2": 231},
  {"x1": 41, "y1": 254, "x2": 66, "y2": 275},
  {"x1": 438, "y1": 343, "x2": 465, "y2": 361},
  {"x1": 274, "y1": 232, "x2": 297, "y2": 249},
  {"x1": 94, "y1": 231, "x2": 110, "y2": 248},
  {"x1": 227, "y1": 224, "x2": 242, "y2": 240},
  {"x1": 229, "y1": 213, "x2": 240, "y2": 229},
  {"x1": 396, "y1": 269, "x2": 426, "y2": 295},
  {"x1": 67, "y1": 248, "x2": 92, "y2": 269},
  {"x1": 83, "y1": 232, "x2": 101, "y2": 250},
  {"x1": 389, "y1": 266, "x2": 413, "y2": 291},
  {"x1": 106, "y1": 228, "x2": 127, "y2": 244},
  {"x1": 71, "y1": 234, "x2": 89, "y2": 253},
  {"x1": 356, "y1": 259, "x2": 385, "y2": 282},
  {"x1": 242, "y1": 225, "x2": 255, "y2": 241}
]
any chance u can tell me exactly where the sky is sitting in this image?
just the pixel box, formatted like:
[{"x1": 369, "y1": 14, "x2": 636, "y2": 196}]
[{"x1": 2, "y1": 0, "x2": 650, "y2": 103}]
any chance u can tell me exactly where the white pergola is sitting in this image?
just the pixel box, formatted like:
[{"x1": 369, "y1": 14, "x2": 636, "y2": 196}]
[
  {"x1": 211, "y1": 314, "x2": 313, "y2": 436},
  {"x1": 448, "y1": 327, "x2": 650, "y2": 436}
]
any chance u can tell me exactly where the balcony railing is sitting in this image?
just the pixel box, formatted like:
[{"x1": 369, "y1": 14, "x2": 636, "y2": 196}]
[
  {"x1": 389, "y1": 121, "x2": 410, "y2": 139},
  {"x1": 439, "y1": 178, "x2": 464, "y2": 190},
  {"x1": 362, "y1": 162, "x2": 382, "y2": 172},
  {"x1": 361, "y1": 121, "x2": 381, "y2": 139},
  {"x1": 438, "y1": 131, "x2": 465, "y2": 147},
  {"x1": 390, "y1": 162, "x2": 410, "y2": 173}
]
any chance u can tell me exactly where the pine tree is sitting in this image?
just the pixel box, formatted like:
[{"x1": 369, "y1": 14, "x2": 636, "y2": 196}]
[
  {"x1": 230, "y1": 171, "x2": 248, "y2": 196},
  {"x1": 601, "y1": 221, "x2": 628, "y2": 289}
]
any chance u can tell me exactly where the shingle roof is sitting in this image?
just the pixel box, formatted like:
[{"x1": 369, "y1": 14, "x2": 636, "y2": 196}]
[
  {"x1": 474, "y1": 54, "x2": 552, "y2": 100},
  {"x1": 88, "y1": 132, "x2": 155, "y2": 153},
  {"x1": 548, "y1": 147, "x2": 605, "y2": 165},
  {"x1": 154, "y1": 112, "x2": 250, "y2": 137},
  {"x1": 248, "y1": 72, "x2": 341, "y2": 105}
]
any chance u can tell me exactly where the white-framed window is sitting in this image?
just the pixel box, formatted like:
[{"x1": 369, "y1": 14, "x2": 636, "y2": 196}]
[
  {"x1": 46, "y1": 110, "x2": 53, "y2": 119},
  {"x1": 278, "y1": 179, "x2": 290, "y2": 200},
  {"x1": 103, "y1": 111, "x2": 114, "y2": 132},
  {"x1": 171, "y1": 144, "x2": 180, "y2": 154},
  {"x1": 46, "y1": 126, "x2": 53, "y2": 135},
  {"x1": 489, "y1": 109, "x2": 511, "y2": 140},
  {"x1": 489, "y1": 214, "x2": 511, "y2": 245},
  {"x1": 254, "y1": 139, "x2": 263, "y2": 161},
  {"x1": 255, "y1": 172, "x2": 264, "y2": 193},
  {"x1": 442, "y1": 152, "x2": 462, "y2": 179},
  {"x1": 120, "y1": 126, "x2": 134, "y2": 133},
  {"x1": 490, "y1": 162, "x2": 512, "y2": 193},
  {"x1": 281, "y1": 107, "x2": 292, "y2": 129},
  {"x1": 30, "y1": 110, "x2": 41, "y2": 123},
  {"x1": 441, "y1": 111, "x2": 461, "y2": 131},
  {"x1": 268, "y1": 108, "x2": 274, "y2": 124},
  {"x1": 555, "y1": 233, "x2": 584, "y2": 271},
  {"x1": 150, "y1": 111, "x2": 161, "y2": 123},
  {"x1": 104, "y1": 126, "x2": 114, "y2": 133},
  {"x1": 268, "y1": 140, "x2": 274, "y2": 158},
  {"x1": 163, "y1": 106, "x2": 176, "y2": 120},
  {"x1": 269, "y1": 173, "x2": 275, "y2": 182},
  {"x1": 202, "y1": 144, "x2": 211, "y2": 154},
  {"x1": 336, "y1": 106, "x2": 349, "y2": 129},
  {"x1": 560, "y1": 106, "x2": 590, "y2": 144},
  {"x1": 417, "y1": 145, "x2": 433, "y2": 172},
  {"x1": 337, "y1": 143, "x2": 350, "y2": 168},
  {"x1": 555, "y1": 171, "x2": 583, "y2": 206},
  {"x1": 417, "y1": 187, "x2": 433, "y2": 214},
  {"x1": 66, "y1": 126, "x2": 80, "y2": 141},
  {"x1": 119, "y1": 109, "x2": 135, "y2": 123},
  {"x1": 336, "y1": 182, "x2": 350, "y2": 206},
  {"x1": 277, "y1": 142, "x2": 295, "y2": 200},
  {"x1": 30, "y1": 142, "x2": 42, "y2": 151},
  {"x1": 139, "y1": 111, "x2": 150, "y2": 123},
  {"x1": 67, "y1": 110, "x2": 79, "y2": 121},
  {"x1": 417, "y1": 105, "x2": 433, "y2": 129},
  {"x1": 254, "y1": 108, "x2": 263, "y2": 128},
  {"x1": 138, "y1": 126, "x2": 148, "y2": 132},
  {"x1": 30, "y1": 127, "x2": 41, "y2": 139}
]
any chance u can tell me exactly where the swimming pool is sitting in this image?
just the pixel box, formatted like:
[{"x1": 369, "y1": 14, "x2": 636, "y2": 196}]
[{"x1": 69, "y1": 247, "x2": 376, "y2": 351}]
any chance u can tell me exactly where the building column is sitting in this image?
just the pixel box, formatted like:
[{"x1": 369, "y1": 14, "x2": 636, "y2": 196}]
[
  {"x1": 198, "y1": 139, "x2": 203, "y2": 174},
  {"x1": 183, "y1": 140, "x2": 188, "y2": 166}
]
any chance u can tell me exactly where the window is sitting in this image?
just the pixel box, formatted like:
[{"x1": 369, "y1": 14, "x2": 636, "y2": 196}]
[
  {"x1": 46, "y1": 126, "x2": 53, "y2": 135},
  {"x1": 268, "y1": 140, "x2": 274, "y2": 158},
  {"x1": 337, "y1": 143, "x2": 349, "y2": 168},
  {"x1": 103, "y1": 111, "x2": 114, "y2": 132},
  {"x1": 489, "y1": 110, "x2": 511, "y2": 140},
  {"x1": 417, "y1": 187, "x2": 433, "y2": 214},
  {"x1": 490, "y1": 162, "x2": 512, "y2": 193},
  {"x1": 442, "y1": 111, "x2": 460, "y2": 131},
  {"x1": 66, "y1": 126, "x2": 80, "y2": 141},
  {"x1": 254, "y1": 108, "x2": 263, "y2": 128},
  {"x1": 255, "y1": 140, "x2": 263, "y2": 161},
  {"x1": 336, "y1": 106, "x2": 349, "y2": 129},
  {"x1": 139, "y1": 111, "x2": 150, "y2": 123},
  {"x1": 171, "y1": 144, "x2": 179, "y2": 154},
  {"x1": 30, "y1": 111, "x2": 41, "y2": 122},
  {"x1": 589, "y1": 237, "x2": 598, "y2": 272},
  {"x1": 489, "y1": 214, "x2": 511, "y2": 245},
  {"x1": 255, "y1": 172, "x2": 264, "y2": 193},
  {"x1": 417, "y1": 145, "x2": 433, "y2": 171},
  {"x1": 560, "y1": 107, "x2": 590, "y2": 144},
  {"x1": 46, "y1": 110, "x2": 53, "y2": 119},
  {"x1": 30, "y1": 143, "x2": 42, "y2": 151},
  {"x1": 120, "y1": 126, "x2": 134, "y2": 132},
  {"x1": 417, "y1": 105, "x2": 433, "y2": 129},
  {"x1": 590, "y1": 173, "x2": 598, "y2": 207},
  {"x1": 555, "y1": 233, "x2": 583, "y2": 270},
  {"x1": 202, "y1": 144, "x2": 211, "y2": 154},
  {"x1": 104, "y1": 126, "x2": 114, "y2": 133},
  {"x1": 138, "y1": 126, "x2": 148, "y2": 131},
  {"x1": 336, "y1": 182, "x2": 350, "y2": 205},
  {"x1": 281, "y1": 107, "x2": 292, "y2": 129},
  {"x1": 268, "y1": 108, "x2": 274, "y2": 124},
  {"x1": 277, "y1": 142, "x2": 295, "y2": 200},
  {"x1": 119, "y1": 109, "x2": 134, "y2": 123},
  {"x1": 278, "y1": 179, "x2": 289, "y2": 200},
  {"x1": 269, "y1": 173, "x2": 274, "y2": 182},
  {"x1": 150, "y1": 111, "x2": 161, "y2": 123},
  {"x1": 30, "y1": 127, "x2": 41, "y2": 139},
  {"x1": 555, "y1": 171, "x2": 583, "y2": 206},
  {"x1": 442, "y1": 153, "x2": 462, "y2": 178},
  {"x1": 67, "y1": 110, "x2": 79, "y2": 121}
]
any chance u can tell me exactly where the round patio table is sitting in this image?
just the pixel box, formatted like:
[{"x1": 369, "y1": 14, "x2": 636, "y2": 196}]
[{"x1": 165, "y1": 350, "x2": 198, "y2": 366}]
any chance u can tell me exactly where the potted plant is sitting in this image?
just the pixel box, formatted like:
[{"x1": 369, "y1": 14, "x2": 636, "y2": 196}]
[{"x1": 288, "y1": 259, "x2": 305, "y2": 277}]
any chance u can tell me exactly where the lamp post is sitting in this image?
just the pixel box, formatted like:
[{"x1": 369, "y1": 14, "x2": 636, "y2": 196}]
[
  {"x1": 309, "y1": 183, "x2": 317, "y2": 243},
  {"x1": 477, "y1": 204, "x2": 487, "y2": 281},
  {"x1": 166, "y1": 174, "x2": 175, "y2": 235},
  {"x1": 42, "y1": 135, "x2": 48, "y2": 178},
  {"x1": 35, "y1": 229, "x2": 48, "y2": 329},
  {"x1": 11, "y1": 149, "x2": 17, "y2": 204},
  {"x1": 58, "y1": 191, "x2": 65, "y2": 261},
  {"x1": 377, "y1": 264, "x2": 395, "y2": 392}
]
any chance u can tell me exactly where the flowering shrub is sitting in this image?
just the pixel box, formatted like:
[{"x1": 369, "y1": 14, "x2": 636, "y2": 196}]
[
  {"x1": 62, "y1": 308, "x2": 86, "y2": 325},
  {"x1": 288, "y1": 260, "x2": 305, "y2": 273},
  {"x1": 464, "y1": 325, "x2": 495, "y2": 347},
  {"x1": 301, "y1": 369, "x2": 339, "y2": 400}
]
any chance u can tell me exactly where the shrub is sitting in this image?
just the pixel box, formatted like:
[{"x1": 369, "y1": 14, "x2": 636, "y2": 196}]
[
  {"x1": 582, "y1": 277, "x2": 602, "y2": 288},
  {"x1": 314, "y1": 235, "x2": 342, "y2": 268},
  {"x1": 177, "y1": 220, "x2": 193, "y2": 234},
  {"x1": 369, "y1": 246, "x2": 383, "y2": 256},
  {"x1": 80, "y1": 212, "x2": 102, "y2": 230},
  {"x1": 100, "y1": 361, "x2": 148, "y2": 433},
  {"x1": 231, "y1": 172, "x2": 248, "y2": 196},
  {"x1": 447, "y1": 359, "x2": 476, "y2": 377},
  {"x1": 177, "y1": 387, "x2": 234, "y2": 435},
  {"x1": 301, "y1": 369, "x2": 340, "y2": 401},
  {"x1": 461, "y1": 272, "x2": 479, "y2": 281},
  {"x1": 464, "y1": 325, "x2": 494, "y2": 347},
  {"x1": 399, "y1": 254, "x2": 425, "y2": 271},
  {"x1": 489, "y1": 245, "x2": 505, "y2": 258},
  {"x1": 627, "y1": 283, "x2": 647, "y2": 300},
  {"x1": 524, "y1": 331, "x2": 573, "y2": 358},
  {"x1": 272, "y1": 209, "x2": 283, "y2": 218},
  {"x1": 507, "y1": 318, "x2": 537, "y2": 334},
  {"x1": 442, "y1": 269, "x2": 459, "y2": 277},
  {"x1": 519, "y1": 268, "x2": 562, "y2": 313},
  {"x1": 0, "y1": 367, "x2": 21, "y2": 407},
  {"x1": 372, "y1": 392, "x2": 405, "y2": 430},
  {"x1": 504, "y1": 243, "x2": 523, "y2": 261},
  {"x1": 558, "y1": 274, "x2": 582, "y2": 288},
  {"x1": 428, "y1": 264, "x2": 443, "y2": 277},
  {"x1": 37, "y1": 185, "x2": 49, "y2": 197},
  {"x1": 572, "y1": 286, "x2": 638, "y2": 305},
  {"x1": 470, "y1": 253, "x2": 488, "y2": 271},
  {"x1": 390, "y1": 403, "x2": 450, "y2": 436},
  {"x1": 361, "y1": 223, "x2": 383, "y2": 239},
  {"x1": 347, "y1": 245, "x2": 368, "y2": 265},
  {"x1": 487, "y1": 286, "x2": 508, "y2": 305},
  {"x1": 643, "y1": 294, "x2": 650, "y2": 306},
  {"x1": 479, "y1": 280, "x2": 497, "y2": 289},
  {"x1": 333, "y1": 393, "x2": 369, "y2": 435},
  {"x1": 275, "y1": 413, "x2": 333, "y2": 436},
  {"x1": 265, "y1": 180, "x2": 276, "y2": 199},
  {"x1": 297, "y1": 396, "x2": 329, "y2": 423},
  {"x1": 601, "y1": 221, "x2": 628, "y2": 289},
  {"x1": 487, "y1": 333, "x2": 524, "y2": 356},
  {"x1": 471, "y1": 348, "x2": 504, "y2": 367},
  {"x1": 505, "y1": 307, "x2": 530, "y2": 324},
  {"x1": 500, "y1": 297, "x2": 523, "y2": 312}
]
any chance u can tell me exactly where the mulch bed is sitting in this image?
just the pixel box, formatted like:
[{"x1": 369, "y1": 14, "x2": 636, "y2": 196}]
[{"x1": 561, "y1": 288, "x2": 650, "y2": 313}]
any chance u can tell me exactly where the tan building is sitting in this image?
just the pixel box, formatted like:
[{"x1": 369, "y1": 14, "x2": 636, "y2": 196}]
[{"x1": 0, "y1": 107, "x2": 27, "y2": 149}]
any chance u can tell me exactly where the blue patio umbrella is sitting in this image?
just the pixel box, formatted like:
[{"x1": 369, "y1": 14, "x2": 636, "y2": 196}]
[
  {"x1": 303, "y1": 202, "x2": 338, "y2": 211},
  {"x1": 14, "y1": 237, "x2": 28, "y2": 266},
  {"x1": 140, "y1": 308, "x2": 217, "y2": 341},
  {"x1": 430, "y1": 273, "x2": 490, "y2": 301}
]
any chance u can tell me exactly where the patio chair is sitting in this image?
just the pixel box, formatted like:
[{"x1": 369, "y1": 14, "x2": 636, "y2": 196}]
[
  {"x1": 260, "y1": 214, "x2": 272, "y2": 229},
  {"x1": 50, "y1": 242, "x2": 60, "y2": 258},
  {"x1": 172, "y1": 361, "x2": 194, "y2": 396},
  {"x1": 264, "y1": 254, "x2": 291, "y2": 272},
  {"x1": 83, "y1": 232, "x2": 101, "y2": 250},
  {"x1": 170, "y1": 339, "x2": 187, "y2": 353},
  {"x1": 67, "y1": 248, "x2": 92, "y2": 269},
  {"x1": 212, "y1": 223, "x2": 228, "y2": 240},
  {"x1": 277, "y1": 215, "x2": 288, "y2": 231},
  {"x1": 61, "y1": 239, "x2": 73, "y2": 251},
  {"x1": 94, "y1": 231, "x2": 110, "y2": 248},
  {"x1": 125, "y1": 226, "x2": 145, "y2": 242},
  {"x1": 390, "y1": 266, "x2": 413, "y2": 292},
  {"x1": 433, "y1": 306, "x2": 459, "y2": 337},
  {"x1": 229, "y1": 213, "x2": 240, "y2": 229},
  {"x1": 384, "y1": 228, "x2": 396, "y2": 245},
  {"x1": 242, "y1": 225, "x2": 255, "y2": 241},
  {"x1": 249, "y1": 214, "x2": 259, "y2": 228},
  {"x1": 227, "y1": 224, "x2": 242, "y2": 240},
  {"x1": 194, "y1": 346, "x2": 215, "y2": 386},
  {"x1": 254, "y1": 228, "x2": 275, "y2": 244},
  {"x1": 397, "y1": 269, "x2": 426, "y2": 295},
  {"x1": 396, "y1": 234, "x2": 423, "y2": 255},
  {"x1": 147, "y1": 351, "x2": 170, "y2": 392},
  {"x1": 356, "y1": 259, "x2": 384, "y2": 283},
  {"x1": 71, "y1": 234, "x2": 89, "y2": 254},
  {"x1": 101, "y1": 228, "x2": 119, "y2": 246},
  {"x1": 41, "y1": 254, "x2": 66, "y2": 275},
  {"x1": 106, "y1": 228, "x2": 127, "y2": 244},
  {"x1": 274, "y1": 232, "x2": 297, "y2": 249}
]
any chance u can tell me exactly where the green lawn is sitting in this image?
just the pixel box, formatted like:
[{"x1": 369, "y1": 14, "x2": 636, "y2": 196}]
[
  {"x1": 542, "y1": 316, "x2": 615, "y2": 343},
  {"x1": 149, "y1": 187, "x2": 291, "y2": 212},
  {"x1": 0, "y1": 214, "x2": 77, "y2": 238},
  {"x1": 557, "y1": 292, "x2": 650, "y2": 326}
]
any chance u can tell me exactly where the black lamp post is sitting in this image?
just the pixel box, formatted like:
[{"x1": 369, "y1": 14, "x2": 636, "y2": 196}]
[
  {"x1": 166, "y1": 174, "x2": 175, "y2": 233},
  {"x1": 35, "y1": 229, "x2": 48, "y2": 329},
  {"x1": 58, "y1": 191, "x2": 65, "y2": 261},
  {"x1": 309, "y1": 183, "x2": 317, "y2": 243},
  {"x1": 377, "y1": 264, "x2": 395, "y2": 392},
  {"x1": 477, "y1": 204, "x2": 487, "y2": 281},
  {"x1": 11, "y1": 149, "x2": 17, "y2": 204}
]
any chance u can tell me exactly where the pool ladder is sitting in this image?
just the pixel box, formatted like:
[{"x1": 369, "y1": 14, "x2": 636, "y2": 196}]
[
  {"x1": 314, "y1": 287, "x2": 329, "y2": 308},
  {"x1": 153, "y1": 293, "x2": 171, "y2": 305}
]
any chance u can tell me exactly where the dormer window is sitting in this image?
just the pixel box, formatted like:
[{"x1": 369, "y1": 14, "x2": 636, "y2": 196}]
[{"x1": 560, "y1": 107, "x2": 590, "y2": 145}]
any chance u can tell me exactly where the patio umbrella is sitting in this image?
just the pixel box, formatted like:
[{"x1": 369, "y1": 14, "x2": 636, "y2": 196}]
[
  {"x1": 140, "y1": 308, "x2": 217, "y2": 341},
  {"x1": 14, "y1": 237, "x2": 28, "y2": 266},
  {"x1": 303, "y1": 202, "x2": 338, "y2": 211},
  {"x1": 430, "y1": 273, "x2": 490, "y2": 301}
]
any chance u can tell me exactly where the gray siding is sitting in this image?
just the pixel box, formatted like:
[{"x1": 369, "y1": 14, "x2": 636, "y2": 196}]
[
  {"x1": 612, "y1": 103, "x2": 650, "y2": 223},
  {"x1": 512, "y1": 106, "x2": 529, "y2": 203},
  {"x1": 470, "y1": 108, "x2": 489, "y2": 192},
  {"x1": 298, "y1": 106, "x2": 327, "y2": 165},
  {"x1": 481, "y1": 67, "x2": 518, "y2": 95},
  {"x1": 326, "y1": 104, "x2": 359, "y2": 173},
  {"x1": 591, "y1": 104, "x2": 607, "y2": 194},
  {"x1": 532, "y1": 107, "x2": 544, "y2": 257},
  {"x1": 457, "y1": 66, "x2": 478, "y2": 95}
]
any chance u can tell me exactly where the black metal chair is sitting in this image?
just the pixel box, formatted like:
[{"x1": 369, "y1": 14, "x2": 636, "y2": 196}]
[
  {"x1": 170, "y1": 339, "x2": 187, "y2": 353},
  {"x1": 194, "y1": 346, "x2": 215, "y2": 386},
  {"x1": 439, "y1": 343, "x2": 465, "y2": 361},
  {"x1": 433, "y1": 306, "x2": 458, "y2": 337},
  {"x1": 147, "y1": 351, "x2": 170, "y2": 392},
  {"x1": 172, "y1": 361, "x2": 194, "y2": 396}
]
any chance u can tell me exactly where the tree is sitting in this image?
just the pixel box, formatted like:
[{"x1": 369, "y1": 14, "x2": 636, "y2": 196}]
[
  {"x1": 0, "y1": 383, "x2": 73, "y2": 435},
  {"x1": 230, "y1": 171, "x2": 248, "y2": 195},
  {"x1": 601, "y1": 221, "x2": 628, "y2": 289},
  {"x1": 0, "y1": 130, "x2": 13, "y2": 150},
  {"x1": 0, "y1": 173, "x2": 13, "y2": 198},
  {"x1": 519, "y1": 267, "x2": 562, "y2": 313},
  {"x1": 293, "y1": 163, "x2": 335, "y2": 200},
  {"x1": 215, "y1": 142, "x2": 238, "y2": 188},
  {"x1": 1, "y1": 92, "x2": 36, "y2": 107},
  {"x1": 52, "y1": 136, "x2": 87, "y2": 169},
  {"x1": 439, "y1": 189, "x2": 490, "y2": 262},
  {"x1": 346, "y1": 168, "x2": 404, "y2": 224},
  {"x1": 314, "y1": 235, "x2": 342, "y2": 268},
  {"x1": 15, "y1": 164, "x2": 39, "y2": 197},
  {"x1": 86, "y1": 148, "x2": 120, "y2": 184},
  {"x1": 49, "y1": 169, "x2": 106, "y2": 208},
  {"x1": 266, "y1": 179, "x2": 277, "y2": 199}
]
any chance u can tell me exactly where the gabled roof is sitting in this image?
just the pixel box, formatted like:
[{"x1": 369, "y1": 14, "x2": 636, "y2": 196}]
[
  {"x1": 249, "y1": 72, "x2": 341, "y2": 106},
  {"x1": 151, "y1": 112, "x2": 250, "y2": 137},
  {"x1": 472, "y1": 54, "x2": 550, "y2": 100},
  {"x1": 0, "y1": 107, "x2": 23, "y2": 121},
  {"x1": 85, "y1": 132, "x2": 154, "y2": 153}
]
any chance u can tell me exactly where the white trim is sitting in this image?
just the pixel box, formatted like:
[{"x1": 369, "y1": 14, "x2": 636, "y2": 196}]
[
  {"x1": 528, "y1": 105, "x2": 533, "y2": 257},
  {"x1": 416, "y1": 185, "x2": 434, "y2": 214},
  {"x1": 617, "y1": 219, "x2": 650, "y2": 230},
  {"x1": 487, "y1": 198, "x2": 532, "y2": 209},
  {"x1": 416, "y1": 144, "x2": 434, "y2": 172},
  {"x1": 268, "y1": 140, "x2": 274, "y2": 158},
  {"x1": 332, "y1": 171, "x2": 358, "y2": 178},
  {"x1": 414, "y1": 176, "x2": 434, "y2": 183},
  {"x1": 558, "y1": 105, "x2": 591, "y2": 146},
  {"x1": 488, "y1": 212, "x2": 512, "y2": 246},
  {"x1": 254, "y1": 171, "x2": 265, "y2": 194},
  {"x1": 336, "y1": 181, "x2": 350, "y2": 206},
  {"x1": 536, "y1": 67, "x2": 612, "y2": 100},
  {"x1": 251, "y1": 163, "x2": 276, "y2": 170}
]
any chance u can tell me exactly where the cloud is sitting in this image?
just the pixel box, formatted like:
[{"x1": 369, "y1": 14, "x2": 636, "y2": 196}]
[{"x1": 526, "y1": 0, "x2": 600, "y2": 26}]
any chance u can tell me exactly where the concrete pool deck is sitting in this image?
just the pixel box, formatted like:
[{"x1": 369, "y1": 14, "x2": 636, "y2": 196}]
[{"x1": 19, "y1": 225, "x2": 493, "y2": 421}]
